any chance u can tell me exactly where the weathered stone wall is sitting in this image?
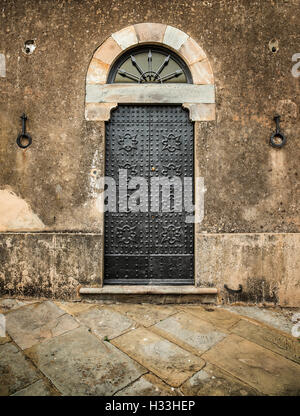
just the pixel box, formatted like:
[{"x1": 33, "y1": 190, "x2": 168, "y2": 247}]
[
  {"x1": 195, "y1": 233, "x2": 300, "y2": 307},
  {"x1": 0, "y1": 233, "x2": 102, "y2": 298},
  {"x1": 0, "y1": 0, "x2": 299, "y2": 303}
]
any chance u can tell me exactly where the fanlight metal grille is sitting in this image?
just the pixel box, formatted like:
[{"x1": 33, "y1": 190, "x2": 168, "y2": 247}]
[{"x1": 108, "y1": 46, "x2": 192, "y2": 84}]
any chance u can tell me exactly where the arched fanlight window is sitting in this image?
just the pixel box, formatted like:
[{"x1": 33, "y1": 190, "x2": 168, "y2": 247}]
[{"x1": 108, "y1": 45, "x2": 192, "y2": 84}]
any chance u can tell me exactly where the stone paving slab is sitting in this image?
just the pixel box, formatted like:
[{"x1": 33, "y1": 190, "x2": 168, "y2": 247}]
[
  {"x1": 0, "y1": 342, "x2": 40, "y2": 396},
  {"x1": 0, "y1": 298, "x2": 299, "y2": 396},
  {"x1": 54, "y1": 301, "x2": 97, "y2": 316},
  {"x1": 75, "y1": 307, "x2": 136, "y2": 340},
  {"x1": 231, "y1": 319, "x2": 300, "y2": 364},
  {"x1": 6, "y1": 301, "x2": 79, "y2": 349},
  {"x1": 0, "y1": 298, "x2": 39, "y2": 314},
  {"x1": 11, "y1": 379, "x2": 59, "y2": 396},
  {"x1": 151, "y1": 311, "x2": 227, "y2": 355},
  {"x1": 222, "y1": 305, "x2": 296, "y2": 334},
  {"x1": 0, "y1": 335, "x2": 11, "y2": 345},
  {"x1": 202, "y1": 334, "x2": 300, "y2": 395},
  {"x1": 115, "y1": 373, "x2": 179, "y2": 396},
  {"x1": 111, "y1": 327, "x2": 205, "y2": 387},
  {"x1": 180, "y1": 363, "x2": 258, "y2": 396},
  {"x1": 110, "y1": 303, "x2": 177, "y2": 327},
  {"x1": 182, "y1": 305, "x2": 241, "y2": 330},
  {"x1": 25, "y1": 326, "x2": 146, "y2": 396}
]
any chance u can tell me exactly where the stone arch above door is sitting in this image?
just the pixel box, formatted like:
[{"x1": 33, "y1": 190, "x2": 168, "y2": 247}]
[{"x1": 85, "y1": 23, "x2": 215, "y2": 122}]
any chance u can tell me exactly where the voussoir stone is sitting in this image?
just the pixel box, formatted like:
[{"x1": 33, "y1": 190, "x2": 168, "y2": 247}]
[
  {"x1": 151, "y1": 311, "x2": 226, "y2": 355},
  {"x1": 25, "y1": 326, "x2": 146, "y2": 396},
  {"x1": 190, "y1": 59, "x2": 214, "y2": 84},
  {"x1": 5, "y1": 300, "x2": 79, "y2": 349},
  {"x1": 112, "y1": 25, "x2": 138, "y2": 50},
  {"x1": 94, "y1": 36, "x2": 122, "y2": 65},
  {"x1": 179, "y1": 37, "x2": 207, "y2": 65},
  {"x1": 134, "y1": 23, "x2": 167, "y2": 43},
  {"x1": 111, "y1": 327, "x2": 205, "y2": 387},
  {"x1": 202, "y1": 334, "x2": 300, "y2": 395},
  {"x1": 163, "y1": 25, "x2": 189, "y2": 50},
  {"x1": 86, "y1": 58, "x2": 109, "y2": 84}
]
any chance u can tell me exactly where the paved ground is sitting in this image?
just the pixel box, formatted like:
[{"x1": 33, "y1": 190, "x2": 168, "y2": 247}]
[{"x1": 0, "y1": 297, "x2": 299, "y2": 396}]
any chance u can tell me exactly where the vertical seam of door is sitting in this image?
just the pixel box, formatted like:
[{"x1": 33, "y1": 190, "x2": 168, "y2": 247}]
[{"x1": 148, "y1": 105, "x2": 151, "y2": 280}]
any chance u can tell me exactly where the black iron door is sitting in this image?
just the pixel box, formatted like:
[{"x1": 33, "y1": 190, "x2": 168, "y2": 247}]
[{"x1": 104, "y1": 105, "x2": 194, "y2": 285}]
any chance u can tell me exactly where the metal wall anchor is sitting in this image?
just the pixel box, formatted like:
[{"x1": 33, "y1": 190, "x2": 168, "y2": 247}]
[
  {"x1": 270, "y1": 115, "x2": 286, "y2": 148},
  {"x1": 16, "y1": 113, "x2": 32, "y2": 148},
  {"x1": 224, "y1": 284, "x2": 243, "y2": 294}
]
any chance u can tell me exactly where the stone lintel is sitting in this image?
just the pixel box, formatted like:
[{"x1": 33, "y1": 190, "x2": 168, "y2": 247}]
[
  {"x1": 86, "y1": 84, "x2": 215, "y2": 104},
  {"x1": 85, "y1": 102, "x2": 215, "y2": 121}
]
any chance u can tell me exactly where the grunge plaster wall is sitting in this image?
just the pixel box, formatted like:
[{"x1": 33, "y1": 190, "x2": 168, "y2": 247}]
[{"x1": 0, "y1": 0, "x2": 299, "y2": 304}]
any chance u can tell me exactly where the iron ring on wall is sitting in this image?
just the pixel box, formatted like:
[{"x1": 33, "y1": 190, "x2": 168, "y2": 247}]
[
  {"x1": 270, "y1": 132, "x2": 286, "y2": 148},
  {"x1": 16, "y1": 133, "x2": 32, "y2": 149}
]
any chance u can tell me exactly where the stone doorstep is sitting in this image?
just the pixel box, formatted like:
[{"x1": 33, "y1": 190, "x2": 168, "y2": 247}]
[
  {"x1": 79, "y1": 286, "x2": 218, "y2": 305},
  {"x1": 79, "y1": 286, "x2": 218, "y2": 295}
]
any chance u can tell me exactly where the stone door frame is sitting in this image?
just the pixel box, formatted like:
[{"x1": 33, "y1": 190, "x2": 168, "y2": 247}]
[{"x1": 84, "y1": 23, "x2": 216, "y2": 288}]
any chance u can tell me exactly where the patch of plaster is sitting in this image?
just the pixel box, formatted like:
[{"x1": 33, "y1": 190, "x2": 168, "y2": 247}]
[
  {"x1": 276, "y1": 100, "x2": 298, "y2": 121},
  {"x1": 89, "y1": 150, "x2": 104, "y2": 214},
  {"x1": 0, "y1": 189, "x2": 45, "y2": 231},
  {"x1": 242, "y1": 151, "x2": 288, "y2": 223},
  {"x1": 89, "y1": 150, "x2": 102, "y2": 198}
]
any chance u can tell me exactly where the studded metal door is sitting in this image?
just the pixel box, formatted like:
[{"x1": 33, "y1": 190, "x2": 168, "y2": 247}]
[{"x1": 104, "y1": 105, "x2": 194, "y2": 285}]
